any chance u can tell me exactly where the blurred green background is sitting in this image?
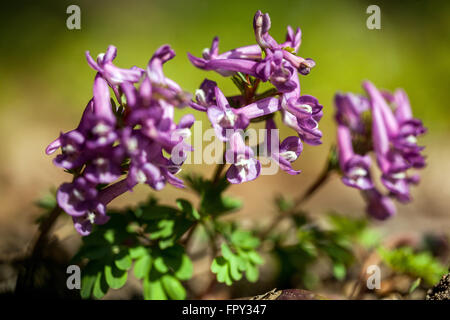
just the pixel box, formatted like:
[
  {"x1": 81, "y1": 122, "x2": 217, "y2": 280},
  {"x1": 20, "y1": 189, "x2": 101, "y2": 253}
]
[{"x1": 0, "y1": 0, "x2": 449, "y2": 242}]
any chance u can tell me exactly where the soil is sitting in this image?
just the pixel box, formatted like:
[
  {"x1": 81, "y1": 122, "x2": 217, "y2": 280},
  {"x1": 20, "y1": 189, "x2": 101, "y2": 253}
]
[{"x1": 426, "y1": 273, "x2": 450, "y2": 300}]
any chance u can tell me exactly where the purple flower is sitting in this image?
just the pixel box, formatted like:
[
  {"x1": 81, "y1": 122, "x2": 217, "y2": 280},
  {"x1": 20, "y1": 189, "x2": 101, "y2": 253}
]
[
  {"x1": 255, "y1": 50, "x2": 298, "y2": 93},
  {"x1": 53, "y1": 130, "x2": 86, "y2": 170},
  {"x1": 363, "y1": 82, "x2": 424, "y2": 205},
  {"x1": 335, "y1": 81, "x2": 426, "y2": 220},
  {"x1": 225, "y1": 132, "x2": 261, "y2": 184},
  {"x1": 284, "y1": 26, "x2": 302, "y2": 53},
  {"x1": 120, "y1": 77, "x2": 153, "y2": 109},
  {"x1": 84, "y1": 147, "x2": 124, "y2": 184},
  {"x1": 362, "y1": 188, "x2": 396, "y2": 220},
  {"x1": 253, "y1": 10, "x2": 275, "y2": 49},
  {"x1": 188, "y1": 54, "x2": 259, "y2": 78},
  {"x1": 45, "y1": 99, "x2": 94, "y2": 155},
  {"x1": 86, "y1": 45, "x2": 143, "y2": 86},
  {"x1": 77, "y1": 74, "x2": 118, "y2": 150},
  {"x1": 128, "y1": 153, "x2": 165, "y2": 191},
  {"x1": 281, "y1": 92, "x2": 324, "y2": 145},
  {"x1": 334, "y1": 93, "x2": 369, "y2": 133},
  {"x1": 380, "y1": 172, "x2": 418, "y2": 203},
  {"x1": 190, "y1": 79, "x2": 218, "y2": 111},
  {"x1": 207, "y1": 87, "x2": 250, "y2": 141},
  {"x1": 170, "y1": 114, "x2": 196, "y2": 165},
  {"x1": 235, "y1": 95, "x2": 281, "y2": 119},
  {"x1": 71, "y1": 179, "x2": 132, "y2": 236},
  {"x1": 337, "y1": 125, "x2": 373, "y2": 190},
  {"x1": 83, "y1": 115, "x2": 118, "y2": 150},
  {"x1": 57, "y1": 177, "x2": 102, "y2": 218},
  {"x1": 187, "y1": 10, "x2": 315, "y2": 93},
  {"x1": 48, "y1": 44, "x2": 195, "y2": 235},
  {"x1": 253, "y1": 10, "x2": 315, "y2": 79},
  {"x1": 147, "y1": 45, "x2": 191, "y2": 108},
  {"x1": 265, "y1": 118, "x2": 302, "y2": 175}
]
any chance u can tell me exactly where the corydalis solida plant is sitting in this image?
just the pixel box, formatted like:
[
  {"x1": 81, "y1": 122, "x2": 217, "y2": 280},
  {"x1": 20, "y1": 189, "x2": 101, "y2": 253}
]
[
  {"x1": 46, "y1": 45, "x2": 193, "y2": 235},
  {"x1": 188, "y1": 10, "x2": 323, "y2": 183},
  {"x1": 335, "y1": 81, "x2": 427, "y2": 219},
  {"x1": 40, "y1": 10, "x2": 431, "y2": 300}
]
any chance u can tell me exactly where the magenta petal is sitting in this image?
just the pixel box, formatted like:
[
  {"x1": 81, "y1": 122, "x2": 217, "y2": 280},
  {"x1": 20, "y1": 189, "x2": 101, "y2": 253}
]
[
  {"x1": 187, "y1": 52, "x2": 207, "y2": 69},
  {"x1": 73, "y1": 217, "x2": 93, "y2": 236},
  {"x1": 46, "y1": 137, "x2": 62, "y2": 155},
  {"x1": 178, "y1": 114, "x2": 195, "y2": 129},
  {"x1": 237, "y1": 97, "x2": 281, "y2": 119},
  {"x1": 363, "y1": 188, "x2": 396, "y2": 220},
  {"x1": 104, "y1": 45, "x2": 118, "y2": 63},
  {"x1": 93, "y1": 74, "x2": 115, "y2": 123},
  {"x1": 85, "y1": 51, "x2": 102, "y2": 72}
]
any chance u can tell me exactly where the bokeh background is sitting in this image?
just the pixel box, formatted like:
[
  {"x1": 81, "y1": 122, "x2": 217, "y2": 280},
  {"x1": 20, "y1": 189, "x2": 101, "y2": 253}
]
[{"x1": 0, "y1": 0, "x2": 449, "y2": 296}]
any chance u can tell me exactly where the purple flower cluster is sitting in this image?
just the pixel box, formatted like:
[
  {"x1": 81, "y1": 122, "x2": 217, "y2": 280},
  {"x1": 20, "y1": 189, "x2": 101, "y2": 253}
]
[
  {"x1": 46, "y1": 45, "x2": 193, "y2": 235},
  {"x1": 188, "y1": 11, "x2": 323, "y2": 183},
  {"x1": 335, "y1": 81, "x2": 426, "y2": 219}
]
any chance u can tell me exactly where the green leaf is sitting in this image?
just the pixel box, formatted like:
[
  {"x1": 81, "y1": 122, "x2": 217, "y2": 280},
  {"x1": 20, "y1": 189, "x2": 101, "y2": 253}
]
[
  {"x1": 129, "y1": 246, "x2": 147, "y2": 259},
  {"x1": 378, "y1": 246, "x2": 447, "y2": 285},
  {"x1": 104, "y1": 263, "x2": 128, "y2": 290},
  {"x1": 332, "y1": 263, "x2": 346, "y2": 281},
  {"x1": 158, "y1": 218, "x2": 193, "y2": 250},
  {"x1": 35, "y1": 192, "x2": 57, "y2": 210},
  {"x1": 174, "y1": 254, "x2": 193, "y2": 281},
  {"x1": 409, "y1": 278, "x2": 421, "y2": 294},
  {"x1": 211, "y1": 257, "x2": 230, "y2": 284},
  {"x1": 211, "y1": 257, "x2": 234, "y2": 286},
  {"x1": 115, "y1": 250, "x2": 132, "y2": 271},
  {"x1": 104, "y1": 229, "x2": 115, "y2": 244},
  {"x1": 245, "y1": 262, "x2": 259, "y2": 283},
  {"x1": 221, "y1": 243, "x2": 234, "y2": 260},
  {"x1": 134, "y1": 254, "x2": 152, "y2": 279},
  {"x1": 231, "y1": 231, "x2": 260, "y2": 250},
  {"x1": 143, "y1": 271, "x2": 167, "y2": 300},
  {"x1": 176, "y1": 198, "x2": 200, "y2": 220},
  {"x1": 211, "y1": 256, "x2": 225, "y2": 274},
  {"x1": 153, "y1": 256, "x2": 169, "y2": 273},
  {"x1": 80, "y1": 274, "x2": 96, "y2": 299},
  {"x1": 161, "y1": 275, "x2": 186, "y2": 300},
  {"x1": 149, "y1": 220, "x2": 175, "y2": 239},
  {"x1": 80, "y1": 264, "x2": 98, "y2": 299},
  {"x1": 247, "y1": 251, "x2": 263, "y2": 265},
  {"x1": 92, "y1": 272, "x2": 108, "y2": 299},
  {"x1": 236, "y1": 255, "x2": 248, "y2": 271},
  {"x1": 358, "y1": 229, "x2": 381, "y2": 248},
  {"x1": 229, "y1": 258, "x2": 243, "y2": 281},
  {"x1": 223, "y1": 264, "x2": 233, "y2": 286}
]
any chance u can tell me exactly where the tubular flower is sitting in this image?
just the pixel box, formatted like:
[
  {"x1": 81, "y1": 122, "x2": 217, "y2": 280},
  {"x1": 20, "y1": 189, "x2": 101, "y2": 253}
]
[
  {"x1": 46, "y1": 45, "x2": 194, "y2": 235},
  {"x1": 187, "y1": 10, "x2": 315, "y2": 95},
  {"x1": 334, "y1": 81, "x2": 427, "y2": 220},
  {"x1": 186, "y1": 10, "x2": 322, "y2": 184},
  {"x1": 337, "y1": 124, "x2": 373, "y2": 190},
  {"x1": 279, "y1": 71, "x2": 323, "y2": 145},
  {"x1": 207, "y1": 86, "x2": 250, "y2": 141},
  {"x1": 265, "y1": 118, "x2": 302, "y2": 175},
  {"x1": 225, "y1": 132, "x2": 261, "y2": 184},
  {"x1": 191, "y1": 80, "x2": 281, "y2": 141}
]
